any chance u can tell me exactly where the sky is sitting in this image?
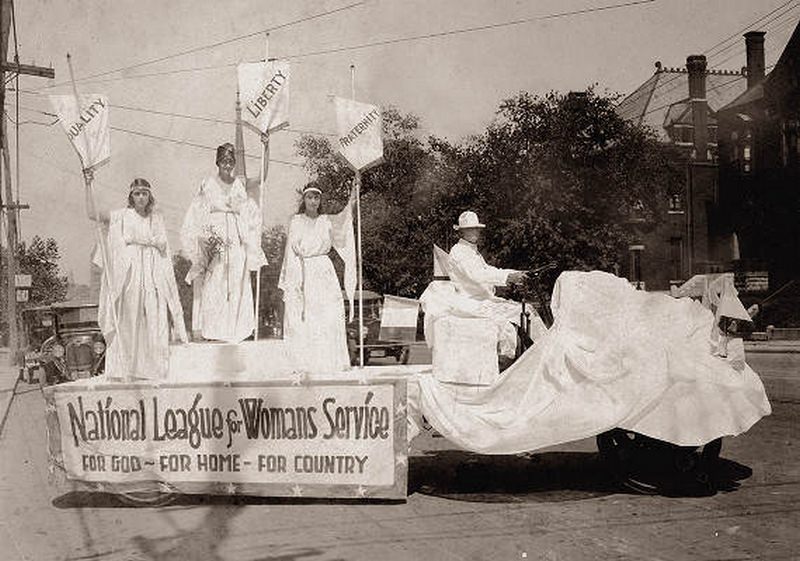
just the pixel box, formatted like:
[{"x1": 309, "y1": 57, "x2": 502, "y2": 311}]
[{"x1": 8, "y1": 0, "x2": 799, "y2": 283}]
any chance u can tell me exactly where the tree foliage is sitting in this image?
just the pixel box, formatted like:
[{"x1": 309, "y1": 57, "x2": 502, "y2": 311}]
[
  {"x1": 1, "y1": 236, "x2": 69, "y2": 343},
  {"x1": 294, "y1": 90, "x2": 683, "y2": 297}
]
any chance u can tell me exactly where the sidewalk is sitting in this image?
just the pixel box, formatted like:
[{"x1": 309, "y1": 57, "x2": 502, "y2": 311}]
[
  {"x1": 744, "y1": 339, "x2": 800, "y2": 354},
  {"x1": 0, "y1": 348, "x2": 21, "y2": 437}
]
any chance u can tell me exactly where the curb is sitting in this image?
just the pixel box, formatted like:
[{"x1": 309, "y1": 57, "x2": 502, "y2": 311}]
[
  {"x1": 0, "y1": 371, "x2": 20, "y2": 438},
  {"x1": 745, "y1": 345, "x2": 800, "y2": 354}
]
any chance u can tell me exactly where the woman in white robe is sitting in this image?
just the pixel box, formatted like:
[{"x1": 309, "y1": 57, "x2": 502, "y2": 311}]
[
  {"x1": 90, "y1": 177, "x2": 188, "y2": 380},
  {"x1": 279, "y1": 185, "x2": 356, "y2": 373},
  {"x1": 180, "y1": 143, "x2": 266, "y2": 343}
]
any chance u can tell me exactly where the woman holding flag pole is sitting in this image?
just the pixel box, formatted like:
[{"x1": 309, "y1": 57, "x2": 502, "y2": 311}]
[
  {"x1": 87, "y1": 176, "x2": 188, "y2": 380},
  {"x1": 279, "y1": 184, "x2": 356, "y2": 373}
]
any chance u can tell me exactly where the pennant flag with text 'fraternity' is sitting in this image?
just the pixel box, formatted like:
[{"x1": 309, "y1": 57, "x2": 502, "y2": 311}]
[
  {"x1": 379, "y1": 295, "x2": 420, "y2": 343},
  {"x1": 50, "y1": 94, "x2": 110, "y2": 170},
  {"x1": 237, "y1": 60, "x2": 290, "y2": 133},
  {"x1": 334, "y1": 97, "x2": 383, "y2": 171}
]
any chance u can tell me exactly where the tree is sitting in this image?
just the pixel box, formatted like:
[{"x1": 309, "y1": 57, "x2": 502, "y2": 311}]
[
  {"x1": 1, "y1": 236, "x2": 69, "y2": 344},
  {"x1": 295, "y1": 91, "x2": 684, "y2": 297},
  {"x1": 430, "y1": 88, "x2": 684, "y2": 278}
]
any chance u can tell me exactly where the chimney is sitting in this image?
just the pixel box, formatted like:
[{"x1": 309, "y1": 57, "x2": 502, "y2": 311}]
[
  {"x1": 687, "y1": 55, "x2": 708, "y2": 162},
  {"x1": 744, "y1": 31, "x2": 766, "y2": 88}
]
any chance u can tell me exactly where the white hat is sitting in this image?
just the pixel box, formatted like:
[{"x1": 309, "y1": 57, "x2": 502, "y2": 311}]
[{"x1": 453, "y1": 211, "x2": 485, "y2": 230}]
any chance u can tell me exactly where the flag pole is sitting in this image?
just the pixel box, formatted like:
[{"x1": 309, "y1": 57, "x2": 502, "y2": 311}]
[
  {"x1": 254, "y1": 34, "x2": 270, "y2": 341},
  {"x1": 351, "y1": 64, "x2": 365, "y2": 369},
  {"x1": 66, "y1": 54, "x2": 128, "y2": 379}
]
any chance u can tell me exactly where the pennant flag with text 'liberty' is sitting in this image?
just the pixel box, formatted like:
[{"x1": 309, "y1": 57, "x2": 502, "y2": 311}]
[
  {"x1": 237, "y1": 60, "x2": 290, "y2": 133},
  {"x1": 379, "y1": 295, "x2": 420, "y2": 343},
  {"x1": 334, "y1": 97, "x2": 383, "y2": 171},
  {"x1": 50, "y1": 94, "x2": 110, "y2": 170}
]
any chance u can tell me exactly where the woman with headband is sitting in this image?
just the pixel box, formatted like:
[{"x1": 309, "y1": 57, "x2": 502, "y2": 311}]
[
  {"x1": 181, "y1": 143, "x2": 266, "y2": 343},
  {"x1": 88, "y1": 176, "x2": 187, "y2": 380},
  {"x1": 279, "y1": 184, "x2": 356, "y2": 372}
]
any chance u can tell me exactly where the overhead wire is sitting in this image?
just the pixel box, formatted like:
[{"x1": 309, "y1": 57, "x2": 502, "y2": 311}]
[
  {"x1": 618, "y1": 0, "x2": 798, "y2": 117},
  {"x1": 39, "y1": 1, "x2": 367, "y2": 90},
  {"x1": 33, "y1": 0, "x2": 659, "y2": 91}
]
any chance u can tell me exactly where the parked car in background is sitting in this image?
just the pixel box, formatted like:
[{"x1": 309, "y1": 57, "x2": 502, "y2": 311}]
[
  {"x1": 39, "y1": 301, "x2": 105, "y2": 386},
  {"x1": 19, "y1": 306, "x2": 56, "y2": 384},
  {"x1": 344, "y1": 290, "x2": 412, "y2": 366}
]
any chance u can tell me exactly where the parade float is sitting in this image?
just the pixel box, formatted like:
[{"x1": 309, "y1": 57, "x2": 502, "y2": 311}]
[{"x1": 41, "y1": 50, "x2": 771, "y2": 507}]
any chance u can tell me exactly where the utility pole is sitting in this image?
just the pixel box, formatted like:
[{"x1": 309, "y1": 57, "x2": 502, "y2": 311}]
[{"x1": 1, "y1": 0, "x2": 54, "y2": 364}]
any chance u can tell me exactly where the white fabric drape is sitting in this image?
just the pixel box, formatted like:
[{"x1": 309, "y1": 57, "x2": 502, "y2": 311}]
[
  {"x1": 96, "y1": 208, "x2": 187, "y2": 380},
  {"x1": 415, "y1": 271, "x2": 771, "y2": 452}
]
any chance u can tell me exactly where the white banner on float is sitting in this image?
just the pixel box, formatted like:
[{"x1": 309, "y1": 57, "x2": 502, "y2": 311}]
[
  {"x1": 49, "y1": 94, "x2": 110, "y2": 170},
  {"x1": 237, "y1": 60, "x2": 290, "y2": 133},
  {"x1": 45, "y1": 378, "x2": 407, "y2": 499},
  {"x1": 334, "y1": 97, "x2": 383, "y2": 171}
]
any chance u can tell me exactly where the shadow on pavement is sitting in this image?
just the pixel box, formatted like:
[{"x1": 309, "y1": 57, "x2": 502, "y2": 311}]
[
  {"x1": 408, "y1": 450, "x2": 754, "y2": 502},
  {"x1": 52, "y1": 492, "x2": 404, "y2": 509},
  {"x1": 409, "y1": 450, "x2": 619, "y2": 502}
]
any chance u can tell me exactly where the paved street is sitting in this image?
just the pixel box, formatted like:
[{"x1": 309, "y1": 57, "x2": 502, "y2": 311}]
[{"x1": 0, "y1": 351, "x2": 798, "y2": 561}]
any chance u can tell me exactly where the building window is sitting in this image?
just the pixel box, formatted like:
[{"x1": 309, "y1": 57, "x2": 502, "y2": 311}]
[
  {"x1": 742, "y1": 144, "x2": 752, "y2": 173},
  {"x1": 708, "y1": 126, "x2": 718, "y2": 144},
  {"x1": 668, "y1": 193, "x2": 684, "y2": 213},
  {"x1": 629, "y1": 245, "x2": 644, "y2": 290}
]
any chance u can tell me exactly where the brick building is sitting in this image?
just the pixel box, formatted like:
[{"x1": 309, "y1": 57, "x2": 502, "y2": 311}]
[
  {"x1": 616, "y1": 55, "x2": 749, "y2": 290},
  {"x1": 717, "y1": 29, "x2": 800, "y2": 291}
]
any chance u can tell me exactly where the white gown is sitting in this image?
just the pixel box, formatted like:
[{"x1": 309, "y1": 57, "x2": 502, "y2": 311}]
[
  {"x1": 413, "y1": 271, "x2": 771, "y2": 451},
  {"x1": 96, "y1": 208, "x2": 187, "y2": 380},
  {"x1": 279, "y1": 209, "x2": 356, "y2": 373},
  {"x1": 181, "y1": 175, "x2": 266, "y2": 343}
]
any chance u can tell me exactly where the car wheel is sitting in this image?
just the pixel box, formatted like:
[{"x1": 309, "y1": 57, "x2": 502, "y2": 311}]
[{"x1": 398, "y1": 347, "x2": 410, "y2": 364}]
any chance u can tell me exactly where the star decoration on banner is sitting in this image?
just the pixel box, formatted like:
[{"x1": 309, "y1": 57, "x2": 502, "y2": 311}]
[
  {"x1": 95, "y1": 482, "x2": 105, "y2": 492},
  {"x1": 395, "y1": 402, "x2": 407, "y2": 417},
  {"x1": 225, "y1": 483, "x2": 237, "y2": 495},
  {"x1": 223, "y1": 381, "x2": 232, "y2": 388},
  {"x1": 395, "y1": 454, "x2": 408, "y2": 467},
  {"x1": 291, "y1": 484, "x2": 303, "y2": 497},
  {"x1": 355, "y1": 485, "x2": 368, "y2": 498},
  {"x1": 45, "y1": 402, "x2": 56, "y2": 414},
  {"x1": 290, "y1": 370, "x2": 307, "y2": 386},
  {"x1": 158, "y1": 481, "x2": 172, "y2": 494}
]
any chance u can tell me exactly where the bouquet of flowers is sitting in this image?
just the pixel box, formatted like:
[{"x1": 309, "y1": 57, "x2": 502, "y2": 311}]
[{"x1": 199, "y1": 226, "x2": 229, "y2": 275}]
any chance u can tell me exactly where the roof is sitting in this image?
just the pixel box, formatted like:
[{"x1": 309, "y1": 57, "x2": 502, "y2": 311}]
[
  {"x1": 617, "y1": 66, "x2": 747, "y2": 140},
  {"x1": 721, "y1": 83, "x2": 765, "y2": 112},
  {"x1": 720, "y1": 20, "x2": 800, "y2": 113}
]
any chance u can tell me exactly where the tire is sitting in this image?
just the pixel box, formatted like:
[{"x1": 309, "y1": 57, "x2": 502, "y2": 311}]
[
  {"x1": 397, "y1": 347, "x2": 410, "y2": 364},
  {"x1": 596, "y1": 429, "x2": 720, "y2": 496}
]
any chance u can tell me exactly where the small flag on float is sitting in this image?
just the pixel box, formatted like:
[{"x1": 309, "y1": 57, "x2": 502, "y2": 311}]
[
  {"x1": 433, "y1": 244, "x2": 451, "y2": 280},
  {"x1": 379, "y1": 295, "x2": 420, "y2": 343},
  {"x1": 334, "y1": 97, "x2": 383, "y2": 171},
  {"x1": 49, "y1": 94, "x2": 110, "y2": 170},
  {"x1": 237, "y1": 60, "x2": 290, "y2": 133}
]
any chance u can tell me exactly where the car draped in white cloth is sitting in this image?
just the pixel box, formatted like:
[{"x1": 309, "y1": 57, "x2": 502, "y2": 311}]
[{"x1": 409, "y1": 270, "x2": 770, "y2": 493}]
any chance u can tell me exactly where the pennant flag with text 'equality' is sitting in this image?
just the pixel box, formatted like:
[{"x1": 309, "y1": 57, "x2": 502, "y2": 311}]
[
  {"x1": 334, "y1": 97, "x2": 383, "y2": 171},
  {"x1": 379, "y1": 295, "x2": 420, "y2": 343},
  {"x1": 49, "y1": 94, "x2": 110, "y2": 170},
  {"x1": 237, "y1": 60, "x2": 290, "y2": 133}
]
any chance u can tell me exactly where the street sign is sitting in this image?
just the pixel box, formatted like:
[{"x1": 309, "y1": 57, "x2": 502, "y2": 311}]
[
  {"x1": 14, "y1": 274, "x2": 31, "y2": 288},
  {"x1": 16, "y1": 288, "x2": 29, "y2": 302}
]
